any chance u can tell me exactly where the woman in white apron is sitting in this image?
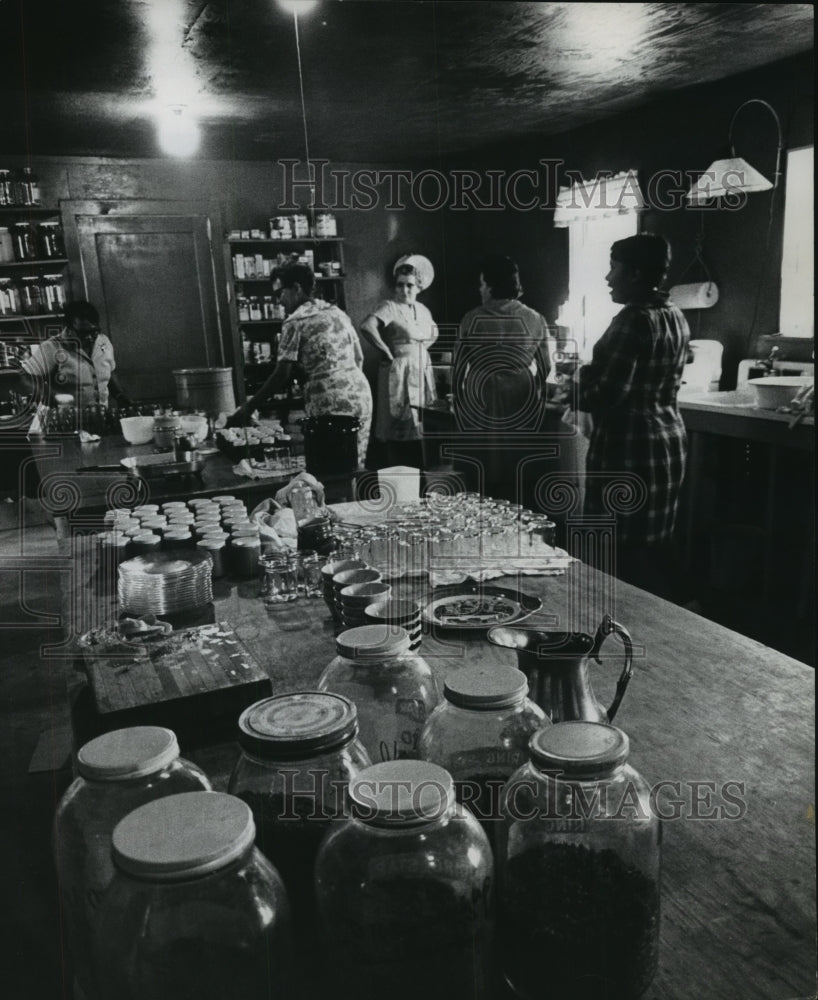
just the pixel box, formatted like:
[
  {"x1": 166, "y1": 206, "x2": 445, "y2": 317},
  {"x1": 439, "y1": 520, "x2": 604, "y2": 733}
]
[{"x1": 360, "y1": 255, "x2": 438, "y2": 467}]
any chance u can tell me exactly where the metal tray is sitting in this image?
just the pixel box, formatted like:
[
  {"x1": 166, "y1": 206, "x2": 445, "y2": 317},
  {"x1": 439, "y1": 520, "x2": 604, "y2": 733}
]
[{"x1": 121, "y1": 454, "x2": 204, "y2": 478}]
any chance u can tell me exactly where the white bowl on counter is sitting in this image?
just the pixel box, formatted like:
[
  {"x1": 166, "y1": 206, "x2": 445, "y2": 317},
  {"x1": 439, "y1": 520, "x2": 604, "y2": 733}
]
[
  {"x1": 120, "y1": 415, "x2": 155, "y2": 445},
  {"x1": 747, "y1": 376, "x2": 813, "y2": 410}
]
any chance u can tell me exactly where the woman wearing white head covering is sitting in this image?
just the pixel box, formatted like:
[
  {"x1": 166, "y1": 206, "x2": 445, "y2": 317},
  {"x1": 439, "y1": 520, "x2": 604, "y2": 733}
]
[{"x1": 360, "y1": 254, "x2": 438, "y2": 466}]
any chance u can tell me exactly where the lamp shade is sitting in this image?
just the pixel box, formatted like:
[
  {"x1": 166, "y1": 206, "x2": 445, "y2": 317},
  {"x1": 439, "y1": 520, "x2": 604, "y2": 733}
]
[{"x1": 687, "y1": 157, "x2": 773, "y2": 204}]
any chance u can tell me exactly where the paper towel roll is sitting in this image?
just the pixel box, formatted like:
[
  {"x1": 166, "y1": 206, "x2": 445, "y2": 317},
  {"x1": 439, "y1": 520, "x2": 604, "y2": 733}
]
[{"x1": 669, "y1": 282, "x2": 719, "y2": 309}]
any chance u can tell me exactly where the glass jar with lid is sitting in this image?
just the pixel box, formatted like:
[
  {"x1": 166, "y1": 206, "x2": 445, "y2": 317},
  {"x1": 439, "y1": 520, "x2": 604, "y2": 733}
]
[
  {"x1": 0, "y1": 226, "x2": 14, "y2": 263},
  {"x1": 52, "y1": 726, "x2": 211, "y2": 1000},
  {"x1": 228, "y1": 693, "x2": 371, "y2": 953},
  {"x1": 318, "y1": 624, "x2": 441, "y2": 763},
  {"x1": 0, "y1": 169, "x2": 14, "y2": 205},
  {"x1": 498, "y1": 722, "x2": 661, "y2": 1000},
  {"x1": 315, "y1": 760, "x2": 494, "y2": 1000},
  {"x1": 17, "y1": 165, "x2": 41, "y2": 205},
  {"x1": 95, "y1": 792, "x2": 292, "y2": 1000},
  {"x1": 0, "y1": 278, "x2": 21, "y2": 316},
  {"x1": 419, "y1": 663, "x2": 547, "y2": 848},
  {"x1": 38, "y1": 220, "x2": 65, "y2": 258},
  {"x1": 12, "y1": 222, "x2": 37, "y2": 261},
  {"x1": 40, "y1": 274, "x2": 67, "y2": 313},
  {"x1": 19, "y1": 275, "x2": 43, "y2": 314}
]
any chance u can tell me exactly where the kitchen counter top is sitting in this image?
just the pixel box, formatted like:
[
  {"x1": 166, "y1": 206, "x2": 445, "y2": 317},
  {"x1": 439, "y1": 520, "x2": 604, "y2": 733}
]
[
  {"x1": 681, "y1": 394, "x2": 814, "y2": 450},
  {"x1": 68, "y1": 548, "x2": 815, "y2": 1000},
  {"x1": 29, "y1": 433, "x2": 294, "y2": 514}
]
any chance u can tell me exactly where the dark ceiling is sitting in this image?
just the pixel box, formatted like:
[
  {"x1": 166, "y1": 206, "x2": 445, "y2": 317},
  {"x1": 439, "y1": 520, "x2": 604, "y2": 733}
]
[{"x1": 0, "y1": 1, "x2": 814, "y2": 163}]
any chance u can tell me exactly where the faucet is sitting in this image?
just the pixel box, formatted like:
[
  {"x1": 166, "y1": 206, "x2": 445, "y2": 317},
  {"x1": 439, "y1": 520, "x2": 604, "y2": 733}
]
[{"x1": 757, "y1": 346, "x2": 780, "y2": 375}]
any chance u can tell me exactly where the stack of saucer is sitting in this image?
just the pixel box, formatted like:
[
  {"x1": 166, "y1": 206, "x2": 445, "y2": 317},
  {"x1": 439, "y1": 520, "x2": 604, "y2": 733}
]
[{"x1": 118, "y1": 551, "x2": 213, "y2": 617}]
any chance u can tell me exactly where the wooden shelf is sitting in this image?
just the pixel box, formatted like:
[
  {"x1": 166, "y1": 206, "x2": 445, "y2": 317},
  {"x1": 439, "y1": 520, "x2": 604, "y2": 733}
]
[
  {"x1": 0, "y1": 205, "x2": 60, "y2": 214},
  {"x1": 0, "y1": 258, "x2": 68, "y2": 268},
  {"x1": 226, "y1": 236, "x2": 344, "y2": 244},
  {"x1": 0, "y1": 312, "x2": 62, "y2": 323}
]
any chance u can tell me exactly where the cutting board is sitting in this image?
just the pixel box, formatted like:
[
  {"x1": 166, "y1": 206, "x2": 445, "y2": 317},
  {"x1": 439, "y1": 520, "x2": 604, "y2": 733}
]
[{"x1": 83, "y1": 621, "x2": 272, "y2": 735}]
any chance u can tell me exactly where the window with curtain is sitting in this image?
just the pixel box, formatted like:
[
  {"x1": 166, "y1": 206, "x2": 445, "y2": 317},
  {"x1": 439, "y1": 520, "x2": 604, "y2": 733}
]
[
  {"x1": 779, "y1": 145, "x2": 813, "y2": 338},
  {"x1": 554, "y1": 172, "x2": 643, "y2": 359}
]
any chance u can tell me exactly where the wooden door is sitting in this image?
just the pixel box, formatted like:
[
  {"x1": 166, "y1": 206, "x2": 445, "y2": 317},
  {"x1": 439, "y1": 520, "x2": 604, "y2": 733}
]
[{"x1": 61, "y1": 200, "x2": 231, "y2": 403}]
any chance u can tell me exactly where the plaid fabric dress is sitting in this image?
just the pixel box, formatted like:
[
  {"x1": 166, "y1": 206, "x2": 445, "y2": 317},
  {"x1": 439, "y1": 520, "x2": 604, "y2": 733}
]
[{"x1": 578, "y1": 292, "x2": 690, "y2": 543}]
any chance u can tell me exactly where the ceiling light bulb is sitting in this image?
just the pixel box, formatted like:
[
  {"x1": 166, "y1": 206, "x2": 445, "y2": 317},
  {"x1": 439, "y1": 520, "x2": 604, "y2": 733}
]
[
  {"x1": 157, "y1": 106, "x2": 200, "y2": 157},
  {"x1": 277, "y1": 0, "x2": 319, "y2": 15}
]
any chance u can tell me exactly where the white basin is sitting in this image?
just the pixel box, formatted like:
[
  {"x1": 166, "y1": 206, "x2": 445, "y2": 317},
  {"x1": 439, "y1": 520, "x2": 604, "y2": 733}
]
[{"x1": 748, "y1": 376, "x2": 813, "y2": 410}]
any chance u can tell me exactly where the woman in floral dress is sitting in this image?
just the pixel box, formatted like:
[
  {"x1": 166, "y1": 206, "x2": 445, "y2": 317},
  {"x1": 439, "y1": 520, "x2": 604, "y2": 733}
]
[{"x1": 229, "y1": 263, "x2": 372, "y2": 469}]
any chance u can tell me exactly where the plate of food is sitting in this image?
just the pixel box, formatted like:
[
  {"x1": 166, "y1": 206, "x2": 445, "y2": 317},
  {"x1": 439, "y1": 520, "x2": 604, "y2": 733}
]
[{"x1": 423, "y1": 584, "x2": 542, "y2": 631}]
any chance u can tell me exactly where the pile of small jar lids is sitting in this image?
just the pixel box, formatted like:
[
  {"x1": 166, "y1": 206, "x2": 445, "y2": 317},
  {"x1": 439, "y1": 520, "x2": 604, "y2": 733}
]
[{"x1": 97, "y1": 495, "x2": 263, "y2": 587}]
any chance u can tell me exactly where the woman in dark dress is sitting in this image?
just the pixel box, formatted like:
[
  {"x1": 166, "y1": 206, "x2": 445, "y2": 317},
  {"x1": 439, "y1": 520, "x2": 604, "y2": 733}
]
[
  {"x1": 454, "y1": 255, "x2": 551, "y2": 503},
  {"x1": 577, "y1": 233, "x2": 690, "y2": 599}
]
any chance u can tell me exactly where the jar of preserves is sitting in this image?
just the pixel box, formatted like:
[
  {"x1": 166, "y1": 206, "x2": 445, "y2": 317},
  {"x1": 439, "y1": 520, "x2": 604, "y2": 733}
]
[
  {"x1": 0, "y1": 278, "x2": 21, "y2": 316},
  {"x1": 38, "y1": 220, "x2": 65, "y2": 258},
  {"x1": 95, "y1": 792, "x2": 292, "y2": 1000},
  {"x1": 0, "y1": 169, "x2": 14, "y2": 205},
  {"x1": 152, "y1": 410, "x2": 181, "y2": 450},
  {"x1": 40, "y1": 274, "x2": 67, "y2": 313},
  {"x1": 229, "y1": 692, "x2": 370, "y2": 956},
  {"x1": 315, "y1": 760, "x2": 494, "y2": 1000},
  {"x1": 12, "y1": 222, "x2": 37, "y2": 261},
  {"x1": 498, "y1": 722, "x2": 661, "y2": 1000},
  {"x1": 0, "y1": 226, "x2": 14, "y2": 262},
  {"x1": 17, "y1": 165, "x2": 41, "y2": 205},
  {"x1": 318, "y1": 625, "x2": 441, "y2": 763},
  {"x1": 52, "y1": 727, "x2": 211, "y2": 1000},
  {"x1": 315, "y1": 212, "x2": 337, "y2": 237},
  {"x1": 19, "y1": 275, "x2": 43, "y2": 314},
  {"x1": 419, "y1": 663, "x2": 547, "y2": 848}
]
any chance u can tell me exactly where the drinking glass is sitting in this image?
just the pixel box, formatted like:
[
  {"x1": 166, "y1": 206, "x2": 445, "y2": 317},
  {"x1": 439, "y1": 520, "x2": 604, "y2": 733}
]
[
  {"x1": 260, "y1": 551, "x2": 298, "y2": 605},
  {"x1": 298, "y1": 550, "x2": 323, "y2": 598}
]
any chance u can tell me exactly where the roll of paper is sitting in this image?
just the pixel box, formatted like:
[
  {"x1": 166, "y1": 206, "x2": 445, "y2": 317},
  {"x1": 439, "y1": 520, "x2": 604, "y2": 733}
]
[{"x1": 669, "y1": 282, "x2": 719, "y2": 309}]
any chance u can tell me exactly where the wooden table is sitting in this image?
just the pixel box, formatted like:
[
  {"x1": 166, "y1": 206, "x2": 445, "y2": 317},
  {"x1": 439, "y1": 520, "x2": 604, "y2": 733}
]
[
  {"x1": 74, "y1": 562, "x2": 814, "y2": 1000},
  {"x1": 64, "y1": 504, "x2": 815, "y2": 999}
]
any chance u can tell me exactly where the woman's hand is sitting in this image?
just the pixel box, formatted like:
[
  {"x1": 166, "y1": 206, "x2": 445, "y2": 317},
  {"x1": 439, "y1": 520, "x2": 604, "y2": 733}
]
[{"x1": 225, "y1": 407, "x2": 248, "y2": 429}]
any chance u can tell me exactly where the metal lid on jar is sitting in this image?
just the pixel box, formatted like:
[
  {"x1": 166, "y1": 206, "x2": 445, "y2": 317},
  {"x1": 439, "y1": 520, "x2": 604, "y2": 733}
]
[
  {"x1": 238, "y1": 692, "x2": 359, "y2": 758},
  {"x1": 529, "y1": 721, "x2": 629, "y2": 778},
  {"x1": 77, "y1": 726, "x2": 181, "y2": 781},
  {"x1": 112, "y1": 792, "x2": 255, "y2": 880},
  {"x1": 335, "y1": 624, "x2": 411, "y2": 660},
  {"x1": 443, "y1": 664, "x2": 529, "y2": 710},
  {"x1": 349, "y1": 761, "x2": 453, "y2": 826}
]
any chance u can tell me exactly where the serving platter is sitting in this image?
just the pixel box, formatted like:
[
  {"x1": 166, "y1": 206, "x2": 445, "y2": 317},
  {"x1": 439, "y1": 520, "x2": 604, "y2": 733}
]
[{"x1": 423, "y1": 583, "x2": 542, "y2": 632}]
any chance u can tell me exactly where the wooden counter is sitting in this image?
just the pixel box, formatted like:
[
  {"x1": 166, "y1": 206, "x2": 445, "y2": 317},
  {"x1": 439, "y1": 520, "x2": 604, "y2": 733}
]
[
  {"x1": 30, "y1": 433, "x2": 294, "y2": 514},
  {"x1": 679, "y1": 392, "x2": 814, "y2": 451},
  {"x1": 69, "y1": 551, "x2": 816, "y2": 1000}
]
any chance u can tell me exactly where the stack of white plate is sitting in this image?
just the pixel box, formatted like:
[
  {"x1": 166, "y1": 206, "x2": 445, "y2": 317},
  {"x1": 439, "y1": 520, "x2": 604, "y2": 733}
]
[{"x1": 118, "y1": 551, "x2": 213, "y2": 616}]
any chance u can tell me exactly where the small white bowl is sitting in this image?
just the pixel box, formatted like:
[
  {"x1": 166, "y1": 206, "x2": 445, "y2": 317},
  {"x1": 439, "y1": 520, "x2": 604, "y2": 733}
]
[
  {"x1": 178, "y1": 414, "x2": 209, "y2": 444},
  {"x1": 748, "y1": 376, "x2": 813, "y2": 410},
  {"x1": 120, "y1": 415, "x2": 155, "y2": 445}
]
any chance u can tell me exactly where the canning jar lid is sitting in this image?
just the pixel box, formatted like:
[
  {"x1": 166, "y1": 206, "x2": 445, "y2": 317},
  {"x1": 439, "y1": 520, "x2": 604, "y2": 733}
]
[
  {"x1": 238, "y1": 691, "x2": 359, "y2": 758},
  {"x1": 529, "y1": 721, "x2": 629, "y2": 779},
  {"x1": 112, "y1": 792, "x2": 255, "y2": 880},
  {"x1": 443, "y1": 663, "x2": 529, "y2": 710},
  {"x1": 77, "y1": 726, "x2": 180, "y2": 781},
  {"x1": 335, "y1": 624, "x2": 411, "y2": 660},
  {"x1": 349, "y1": 760, "x2": 453, "y2": 826}
]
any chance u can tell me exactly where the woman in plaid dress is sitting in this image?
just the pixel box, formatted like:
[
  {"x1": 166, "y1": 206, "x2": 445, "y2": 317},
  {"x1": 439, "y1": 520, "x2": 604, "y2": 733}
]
[{"x1": 577, "y1": 234, "x2": 690, "y2": 597}]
